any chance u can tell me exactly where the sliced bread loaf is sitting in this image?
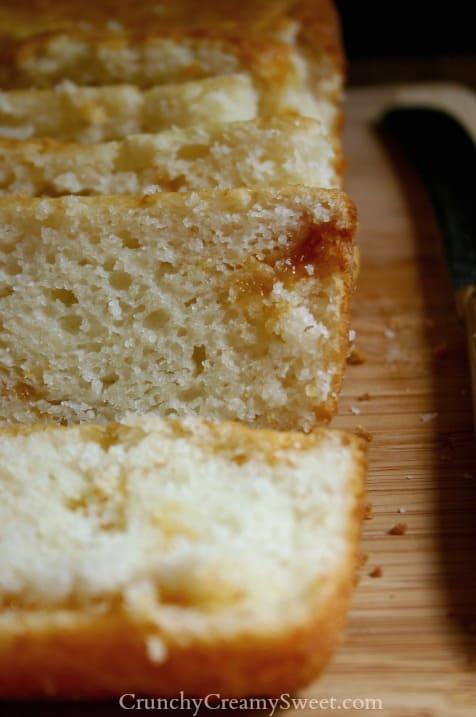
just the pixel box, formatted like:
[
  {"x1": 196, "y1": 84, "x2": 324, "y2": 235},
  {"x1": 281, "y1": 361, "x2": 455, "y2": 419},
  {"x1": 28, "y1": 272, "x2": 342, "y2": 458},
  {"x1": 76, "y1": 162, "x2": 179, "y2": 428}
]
[
  {"x1": 0, "y1": 1, "x2": 343, "y2": 143},
  {"x1": 0, "y1": 187, "x2": 356, "y2": 430},
  {"x1": 0, "y1": 75, "x2": 257, "y2": 143},
  {"x1": 0, "y1": 415, "x2": 366, "y2": 698},
  {"x1": 0, "y1": 117, "x2": 340, "y2": 197}
]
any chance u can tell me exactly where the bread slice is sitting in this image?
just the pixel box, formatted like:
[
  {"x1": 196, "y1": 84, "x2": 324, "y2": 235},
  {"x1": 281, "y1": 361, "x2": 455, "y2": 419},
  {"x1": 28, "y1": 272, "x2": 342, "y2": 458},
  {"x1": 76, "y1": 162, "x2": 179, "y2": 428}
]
[
  {"x1": 0, "y1": 117, "x2": 339, "y2": 197},
  {"x1": 0, "y1": 1, "x2": 343, "y2": 151},
  {"x1": 0, "y1": 75, "x2": 257, "y2": 143},
  {"x1": 0, "y1": 29, "x2": 326, "y2": 93},
  {"x1": 0, "y1": 187, "x2": 356, "y2": 430},
  {"x1": 0, "y1": 415, "x2": 366, "y2": 698},
  {"x1": 0, "y1": 30, "x2": 340, "y2": 128}
]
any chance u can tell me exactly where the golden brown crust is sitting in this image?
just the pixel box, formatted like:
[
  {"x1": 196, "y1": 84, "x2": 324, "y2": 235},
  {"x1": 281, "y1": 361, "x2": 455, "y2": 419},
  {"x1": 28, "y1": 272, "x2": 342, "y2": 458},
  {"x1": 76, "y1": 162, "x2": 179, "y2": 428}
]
[
  {"x1": 294, "y1": 0, "x2": 344, "y2": 76},
  {"x1": 0, "y1": 1, "x2": 339, "y2": 41},
  {"x1": 0, "y1": 575, "x2": 351, "y2": 698},
  {"x1": 305, "y1": 193, "x2": 357, "y2": 423},
  {"x1": 0, "y1": 542, "x2": 365, "y2": 699},
  {"x1": 0, "y1": 427, "x2": 366, "y2": 699}
]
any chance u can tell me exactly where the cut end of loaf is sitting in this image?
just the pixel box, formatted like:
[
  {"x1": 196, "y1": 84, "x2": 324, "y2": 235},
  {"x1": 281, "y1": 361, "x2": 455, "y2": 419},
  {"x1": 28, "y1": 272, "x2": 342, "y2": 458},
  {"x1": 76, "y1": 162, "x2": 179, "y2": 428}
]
[
  {"x1": 0, "y1": 415, "x2": 366, "y2": 697},
  {"x1": 0, "y1": 187, "x2": 357, "y2": 431},
  {"x1": 0, "y1": 116, "x2": 340, "y2": 197}
]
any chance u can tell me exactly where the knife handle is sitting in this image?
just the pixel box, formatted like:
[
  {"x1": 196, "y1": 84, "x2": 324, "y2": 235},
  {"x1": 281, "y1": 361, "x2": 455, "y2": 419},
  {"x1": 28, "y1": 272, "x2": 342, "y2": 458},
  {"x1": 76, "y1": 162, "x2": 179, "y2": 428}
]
[{"x1": 458, "y1": 287, "x2": 476, "y2": 434}]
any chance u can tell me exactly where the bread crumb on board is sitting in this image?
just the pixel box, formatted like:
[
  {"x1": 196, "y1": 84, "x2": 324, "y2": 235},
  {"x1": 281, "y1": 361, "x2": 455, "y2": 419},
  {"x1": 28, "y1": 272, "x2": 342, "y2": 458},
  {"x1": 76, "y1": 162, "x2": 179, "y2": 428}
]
[
  {"x1": 358, "y1": 392, "x2": 371, "y2": 401},
  {"x1": 388, "y1": 522, "x2": 408, "y2": 536},
  {"x1": 354, "y1": 425, "x2": 373, "y2": 442},
  {"x1": 364, "y1": 503, "x2": 374, "y2": 520},
  {"x1": 369, "y1": 566, "x2": 383, "y2": 578},
  {"x1": 347, "y1": 346, "x2": 367, "y2": 365}
]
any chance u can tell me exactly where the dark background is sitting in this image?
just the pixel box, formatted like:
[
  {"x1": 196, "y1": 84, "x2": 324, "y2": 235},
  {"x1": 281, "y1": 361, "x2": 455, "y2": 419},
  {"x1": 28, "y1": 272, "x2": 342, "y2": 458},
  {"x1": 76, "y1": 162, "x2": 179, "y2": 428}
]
[{"x1": 334, "y1": 0, "x2": 476, "y2": 88}]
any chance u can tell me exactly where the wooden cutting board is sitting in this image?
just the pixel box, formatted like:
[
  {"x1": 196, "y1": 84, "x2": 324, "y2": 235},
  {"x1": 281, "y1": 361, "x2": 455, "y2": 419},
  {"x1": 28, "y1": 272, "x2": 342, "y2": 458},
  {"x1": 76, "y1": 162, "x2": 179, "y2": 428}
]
[{"x1": 304, "y1": 84, "x2": 476, "y2": 717}]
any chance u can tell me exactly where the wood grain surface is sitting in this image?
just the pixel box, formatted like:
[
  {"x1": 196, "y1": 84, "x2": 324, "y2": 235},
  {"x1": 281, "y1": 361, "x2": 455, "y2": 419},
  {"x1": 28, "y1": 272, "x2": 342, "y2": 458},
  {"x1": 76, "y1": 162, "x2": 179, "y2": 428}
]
[
  {"x1": 1, "y1": 84, "x2": 475, "y2": 717},
  {"x1": 313, "y1": 83, "x2": 476, "y2": 717}
]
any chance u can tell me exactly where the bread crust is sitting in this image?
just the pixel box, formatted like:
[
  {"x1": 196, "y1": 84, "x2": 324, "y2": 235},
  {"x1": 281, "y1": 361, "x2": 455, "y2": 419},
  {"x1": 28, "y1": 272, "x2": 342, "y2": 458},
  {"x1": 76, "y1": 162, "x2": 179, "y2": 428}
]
[
  {"x1": 0, "y1": 569, "x2": 353, "y2": 698},
  {"x1": 0, "y1": 1, "x2": 342, "y2": 43},
  {"x1": 0, "y1": 427, "x2": 366, "y2": 699}
]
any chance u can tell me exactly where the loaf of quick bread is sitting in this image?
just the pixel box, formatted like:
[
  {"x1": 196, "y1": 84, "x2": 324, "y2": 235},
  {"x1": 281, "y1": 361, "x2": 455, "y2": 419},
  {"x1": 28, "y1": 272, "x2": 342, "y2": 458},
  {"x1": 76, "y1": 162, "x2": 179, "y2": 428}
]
[
  {"x1": 0, "y1": 0, "x2": 364, "y2": 701},
  {"x1": 0, "y1": 415, "x2": 366, "y2": 698},
  {"x1": 0, "y1": 117, "x2": 340, "y2": 196},
  {"x1": 0, "y1": 187, "x2": 356, "y2": 430}
]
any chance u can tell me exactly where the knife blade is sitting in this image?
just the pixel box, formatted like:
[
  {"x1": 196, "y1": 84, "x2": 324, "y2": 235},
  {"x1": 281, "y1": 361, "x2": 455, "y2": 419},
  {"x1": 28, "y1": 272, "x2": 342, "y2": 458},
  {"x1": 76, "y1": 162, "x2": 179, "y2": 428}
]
[{"x1": 380, "y1": 106, "x2": 476, "y2": 432}]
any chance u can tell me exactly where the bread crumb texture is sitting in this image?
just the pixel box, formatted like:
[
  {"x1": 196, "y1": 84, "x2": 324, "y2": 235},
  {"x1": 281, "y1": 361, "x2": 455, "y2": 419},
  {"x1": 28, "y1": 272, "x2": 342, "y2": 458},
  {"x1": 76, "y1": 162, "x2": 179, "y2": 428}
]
[
  {"x1": 0, "y1": 117, "x2": 339, "y2": 197},
  {"x1": 0, "y1": 417, "x2": 364, "y2": 633},
  {"x1": 0, "y1": 415, "x2": 366, "y2": 697},
  {"x1": 0, "y1": 187, "x2": 356, "y2": 430},
  {"x1": 0, "y1": 76, "x2": 258, "y2": 143}
]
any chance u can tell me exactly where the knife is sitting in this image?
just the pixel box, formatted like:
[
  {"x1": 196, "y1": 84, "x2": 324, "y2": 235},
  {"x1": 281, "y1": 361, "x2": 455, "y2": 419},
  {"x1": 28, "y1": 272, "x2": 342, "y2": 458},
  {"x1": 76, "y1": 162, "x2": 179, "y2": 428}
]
[{"x1": 380, "y1": 106, "x2": 476, "y2": 432}]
